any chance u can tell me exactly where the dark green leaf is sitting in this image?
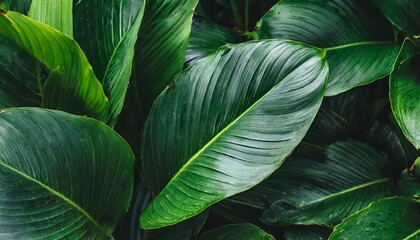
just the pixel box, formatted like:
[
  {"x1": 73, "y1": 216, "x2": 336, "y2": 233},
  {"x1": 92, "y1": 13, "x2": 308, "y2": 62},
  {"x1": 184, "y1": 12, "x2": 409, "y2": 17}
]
[
  {"x1": 0, "y1": 36, "x2": 43, "y2": 108},
  {"x1": 282, "y1": 225, "x2": 331, "y2": 240},
  {"x1": 329, "y1": 197, "x2": 420, "y2": 240},
  {"x1": 198, "y1": 224, "x2": 275, "y2": 240},
  {"x1": 0, "y1": 11, "x2": 108, "y2": 119},
  {"x1": 140, "y1": 40, "x2": 328, "y2": 228},
  {"x1": 28, "y1": 0, "x2": 73, "y2": 36},
  {"x1": 132, "y1": 0, "x2": 200, "y2": 112},
  {"x1": 186, "y1": 18, "x2": 240, "y2": 66},
  {"x1": 143, "y1": 212, "x2": 209, "y2": 240},
  {"x1": 373, "y1": 0, "x2": 420, "y2": 36},
  {"x1": 397, "y1": 158, "x2": 420, "y2": 200},
  {"x1": 237, "y1": 141, "x2": 394, "y2": 227},
  {"x1": 390, "y1": 51, "x2": 420, "y2": 149},
  {"x1": 0, "y1": 107, "x2": 134, "y2": 239},
  {"x1": 0, "y1": 0, "x2": 31, "y2": 13},
  {"x1": 256, "y1": 0, "x2": 398, "y2": 96},
  {"x1": 74, "y1": 0, "x2": 145, "y2": 126}
]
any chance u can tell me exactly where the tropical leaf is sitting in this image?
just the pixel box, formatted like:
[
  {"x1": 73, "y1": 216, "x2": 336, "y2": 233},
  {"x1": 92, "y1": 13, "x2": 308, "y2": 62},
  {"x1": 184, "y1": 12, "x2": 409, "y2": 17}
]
[
  {"x1": 372, "y1": 0, "x2": 420, "y2": 36},
  {"x1": 329, "y1": 197, "x2": 420, "y2": 240},
  {"x1": 73, "y1": 0, "x2": 145, "y2": 126},
  {"x1": 397, "y1": 158, "x2": 420, "y2": 200},
  {"x1": 0, "y1": 107, "x2": 134, "y2": 239},
  {"x1": 143, "y1": 212, "x2": 209, "y2": 240},
  {"x1": 282, "y1": 225, "x2": 331, "y2": 240},
  {"x1": 140, "y1": 40, "x2": 328, "y2": 228},
  {"x1": 0, "y1": 36, "x2": 44, "y2": 108},
  {"x1": 390, "y1": 50, "x2": 420, "y2": 149},
  {"x1": 131, "y1": 0, "x2": 200, "y2": 112},
  {"x1": 28, "y1": 0, "x2": 73, "y2": 36},
  {"x1": 0, "y1": 0, "x2": 31, "y2": 13},
  {"x1": 0, "y1": 11, "x2": 108, "y2": 119},
  {"x1": 198, "y1": 224, "x2": 275, "y2": 240},
  {"x1": 369, "y1": 119, "x2": 419, "y2": 169},
  {"x1": 230, "y1": 141, "x2": 394, "y2": 228},
  {"x1": 186, "y1": 18, "x2": 240, "y2": 66},
  {"x1": 255, "y1": 0, "x2": 399, "y2": 96}
]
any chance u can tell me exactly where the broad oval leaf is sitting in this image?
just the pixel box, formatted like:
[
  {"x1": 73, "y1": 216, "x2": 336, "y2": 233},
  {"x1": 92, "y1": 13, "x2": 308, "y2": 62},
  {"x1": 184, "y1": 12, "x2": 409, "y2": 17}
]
[
  {"x1": 198, "y1": 224, "x2": 275, "y2": 240},
  {"x1": 259, "y1": 141, "x2": 394, "y2": 227},
  {"x1": 186, "y1": 18, "x2": 241, "y2": 66},
  {"x1": 390, "y1": 52, "x2": 420, "y2": 149},
  {"x1": 140, "y1": 40, "x2": 328, "y2": 228},
  {"x1": 74, "y1": 0, "x2": 146, "y2": 126},
  {"x1": 0, "y1": 108, "x2": 134, "y2": 239},
  {"x1": 329, "y1": 197, "x2": 420, "y2": 240},
  {"x1": 256, "y1": 0, "x2": 399, "y2": 96},
  {"x1": 372, "y1": 0, "x2": 420, "y2": 36},
  {"x1": 132, "y1": 0, "x2": 200, "y2": 112},
  {"x1": 0, "y1": 11, "x2": 108, "y2": 119}
]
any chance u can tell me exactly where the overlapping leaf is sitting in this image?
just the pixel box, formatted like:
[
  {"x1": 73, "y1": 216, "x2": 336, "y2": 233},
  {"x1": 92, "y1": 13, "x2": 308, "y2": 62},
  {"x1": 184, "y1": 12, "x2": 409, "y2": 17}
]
[
  {"x1": 330, "y1": 197, "x2": 420, "y2": 240},
  {"x1": 390, "y1": 50, "x2": 420, "y2": 149},
  {"x1": 74, "y1": 0, "x2": 145, "y2": 126},
  {"x1": 140, "y1": 40, "x2": 328, "y2": 228},
  {"x1": 0, "y1": 11, "x2": 108, "y2": 119},
  {"x1": 256, "y1": 0, "x2": 399, "y2": 96},
  {"x1": 132, "y1": 0, "x2": 200, "y2": 112},
  {"x1": 186, "y1": 18, "x2": 240, "y2": 66},
  {"x1": 28, "y1": 0, "x2": 73, "y2": 36},
  {"x1": 243, "y1": 141, "x2": 394, "y2": 227},
  {"x1": 0, "y1": 108, "x2": 134, "y2": 239},
  {"x1": 198, "y1": 224, "x2": 275, "y2": 240},
  {"x1": 373, "y1": 0, "x2": 420, "y2": 36}
]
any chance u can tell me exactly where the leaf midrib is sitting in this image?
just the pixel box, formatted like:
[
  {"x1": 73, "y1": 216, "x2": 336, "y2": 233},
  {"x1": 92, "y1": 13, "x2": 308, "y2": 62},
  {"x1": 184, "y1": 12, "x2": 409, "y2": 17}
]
[
  {"x1": 324, "y1": 41, "x2": 393, "y2": 51},
  {"x1": 305, "y1": 178, "x2": 392, "y2": 205},
  {"x1": 166, "y1": 50, "x2": 326, "y2": 188},
  {"x1": 0, "y1": 161, "x2": 112, "y2": 239}
]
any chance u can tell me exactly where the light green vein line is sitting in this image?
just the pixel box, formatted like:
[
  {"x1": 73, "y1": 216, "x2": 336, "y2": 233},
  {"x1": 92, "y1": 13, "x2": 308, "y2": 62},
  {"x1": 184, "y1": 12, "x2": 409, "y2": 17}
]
[
  {"x1": 306, "y1": 178, "x2": 391, "y2": 205},
  {"x1": 403, "y1": 229, "x2": 420, "y2": 240},
  {"x1": 0, "y1": 161, "x2": 112, "y2": 239},
  {"x1": 325, "y1": 41, "x2": 393, "y2": 51},
  {"x1": 166, "y1": 51, "x2": 326, "y2": 186}
]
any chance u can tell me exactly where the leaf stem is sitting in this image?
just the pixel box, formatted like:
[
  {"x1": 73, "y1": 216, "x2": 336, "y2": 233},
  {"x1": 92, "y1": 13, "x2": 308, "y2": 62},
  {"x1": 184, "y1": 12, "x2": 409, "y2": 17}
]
[
  {"x1": 245, "y1": 0, "x2": 249, "y2": 32},
  {"x1": 230, "y1": 0, "x2": 242, "y2": 31}
]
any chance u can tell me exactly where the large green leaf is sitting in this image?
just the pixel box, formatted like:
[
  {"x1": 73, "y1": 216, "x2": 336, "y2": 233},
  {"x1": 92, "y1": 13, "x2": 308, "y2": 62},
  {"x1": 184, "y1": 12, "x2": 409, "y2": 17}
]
[
  {"x1": 140, "y1": 40, "x2": 328, "y2": 228},
  {"x1": 73, "y1": 0, "x2": 145, "y2": 126},
  {"x1": 28, "y1": 0, "x2": 73, "y2": 36},
  {"x1": 131, "y1": 0, "x2": 200, "y2": 112},
  {"x1": 282, "y1": 226, "x2": 331, "y2": 240},
  {"x1": 0, "y1": 107, "x2": 134, "y2": 239},
  {"x1": 198, "y1": 224, "x2": 275, "y2": 240},
  {"x1": 329, "y1": 197, "x2": 420, "y2": 240},
  {"x1": 390, "y1": 51, "x2": 420, "y2": 149},
  {"x1": 0, "y1": 0, "x2": 31, "y2": 13},
  {"x1": 372, "y1": 0, "x2": 420, "y2": 36},
  {"x1": 256, "y1": 0, "x2": 399, "y2": 96},
  {"x1": 186, "y1": 18, "x2": 241, "y2": 67},
  {"x1": 0, "y1": 36, "x2": 43, "y2": 108},
  {"x1": 229, "y1": 141, "x2": 394, "y2": 227},
  {"x1": 0, "y1": 11, "x2": 108, "y2": 119}
]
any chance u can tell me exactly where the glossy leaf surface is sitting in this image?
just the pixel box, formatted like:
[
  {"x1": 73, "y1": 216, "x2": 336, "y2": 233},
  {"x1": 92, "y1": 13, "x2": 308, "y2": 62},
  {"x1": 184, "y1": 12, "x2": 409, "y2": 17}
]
[
  {"x1": 329, "y1": 197, "x2": 420, "y2": 240},
  {"x1": 373, "y1": 0, "x2": 420, "y2": 36},
  {"x1": 74, "y1": 0, "x2": 145, "y2": 126},
  {"x1": 255, "y1": 141, "x2": 394, "y2": 227},
  {"x1": 256, "y1": 0, "x2": 397, "y2": 96},
  {"x1": 28, "y1": 0, "x2": 73, "y2": 36},
  {"x1": 0, "y1": 108, "x2": 134, "y2": 239},
  {"x1": 390, "y1": 53, "x2": 420, "y2": 149},
  {"x1": 198, "y1": 224, "x2": 275, "y2": 240},
  {"x1": 0, "y1": 11, "x2": 108, "y2": 119},
  {"x1": 186, "y1": 18, "x2": 240, "y2": 66},
  {"x1": 141, "y1": 40, "x2": 328, "y2": 228},
  {"x1": 132, "y1": 0, "x2": 200, "y2": 111}
]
